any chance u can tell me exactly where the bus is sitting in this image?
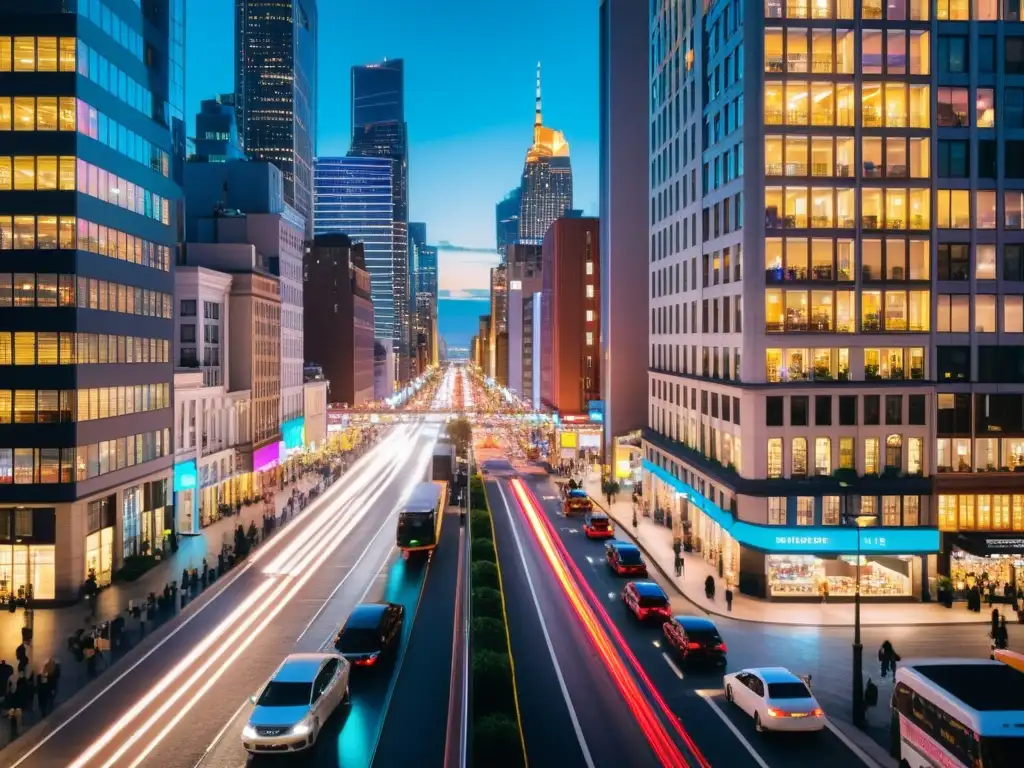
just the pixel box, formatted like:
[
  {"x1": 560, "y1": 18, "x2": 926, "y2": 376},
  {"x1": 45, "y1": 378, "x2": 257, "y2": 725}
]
[
  {"x1": 890, "y1": 658, "x2": 1024, "y2": 768},
  {"x1": 396, "y1": 481, "x2": 446, "y2": 553}
]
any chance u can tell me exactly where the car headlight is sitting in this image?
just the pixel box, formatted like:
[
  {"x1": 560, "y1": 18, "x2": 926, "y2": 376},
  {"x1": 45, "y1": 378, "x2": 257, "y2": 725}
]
[
  {"x1": 241, "y1": 724, "x2": 257, "y2": 739},
  {"x1": 290, "y1": 716, "x2": 313, "y2": 736}
]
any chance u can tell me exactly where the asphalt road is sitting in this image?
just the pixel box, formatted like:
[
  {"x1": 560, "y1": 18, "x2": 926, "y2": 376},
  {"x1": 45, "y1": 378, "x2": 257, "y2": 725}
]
[
  {"x1": 1, "y1": 423, "x2": 439, "y2": 768},
  {"x1": 372, "y1": 510, "x2": 462, "y2": 768}
]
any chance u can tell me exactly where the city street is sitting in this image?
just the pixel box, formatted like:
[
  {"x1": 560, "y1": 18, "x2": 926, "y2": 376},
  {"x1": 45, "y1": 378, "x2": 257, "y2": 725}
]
[{"x1": 1, "y1": 423, "x2": 440, "y2": 768}]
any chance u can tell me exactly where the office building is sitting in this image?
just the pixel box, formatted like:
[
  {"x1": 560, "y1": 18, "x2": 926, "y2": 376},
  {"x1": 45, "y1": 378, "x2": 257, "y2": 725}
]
[
  {"x1": 600, "y1": 0, "x2": 649, "y2": 468},
  {"x1": 540, "y1": 218, "x2": 600, "y2": 415},
  {"x1": 408, "y1": 222, "x2": 438, "y2": 374},
  {"x1": 639, "y1": 1, "x2": 1013, "y2": 602},
  {"x1": 373, "y1": 341, "x2": 395, "y2": 401},
  {"x1": 234, "y1": 0, "x2": 317, "y2": 234},
  {"x1": 478, "y1": 316, "x2": 492, "y2": 378},
  {"x1": 314, "y1": 156, "x2": 402, "y2": 367},
  {"x1": 488, "y1": 265, "x2": 508, "y2": 378},
  {"x1": 496, "y1": 187, "x2": 521, "y2": 260},
  {"x1": 174, "y1": 267, "x2": 233, "y2": 388},
  {"x1": 184, "y1": 161, "x2": 288, "y2": 239},
  {"x1": 349, "y1": 59, "x2": 411, "y2": 381},
  {"x1": 506, "y1": 244, "x2": 543, "y2": 398},
  {"x1": 0, "y1": 1, "x2": 184, "y2": 600},
  {"x1": 303, "y1": 234, "x2": 375, "y2": 407},
  {"x1": 518, "y1": 64, "x2": 574, "y2": 244},
  {"x1": 193, "y1": 94, "x2": 245, "y2": 163},
  {"x1": 524, "y1": 293, "x2": 542, "y2": 410}
]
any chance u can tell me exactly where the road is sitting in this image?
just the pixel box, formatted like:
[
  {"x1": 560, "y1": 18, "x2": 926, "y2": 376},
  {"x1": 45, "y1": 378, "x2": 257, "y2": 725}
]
[
  {"x1": 487, "y1": 463, "x2": 890, "y2": 768},
  {"x1": 2, "y1": 423, "x2": 440, "y2": 768}
]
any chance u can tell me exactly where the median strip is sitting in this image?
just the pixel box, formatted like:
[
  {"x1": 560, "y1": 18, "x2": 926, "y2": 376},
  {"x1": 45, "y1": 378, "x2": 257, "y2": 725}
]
[{"x1": 469, "y1": 473, "x2": 528, "y2": 768}]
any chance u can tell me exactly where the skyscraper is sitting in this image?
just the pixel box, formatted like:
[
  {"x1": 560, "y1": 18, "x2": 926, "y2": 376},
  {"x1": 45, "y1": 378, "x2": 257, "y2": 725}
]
[
  {"x1": 0, "y1": 0, "x2": 184, "y2": 600},
  {"x1": 234, "y1": 0, "x2": 317, "y2": 234},
  {"x1": 349, "y1": 59, "x2": 411, "y2": 381},
  {"x1": 407, "y1": 222, "x2": 437, "y2": 372},
  {"x1": 193, "y1": 94, "x2": 245, "y2": 163},
  {"x1": 518, "y1": 64, "x2": 573, "y2": 244},
  {"x1": 496, "y1": 187, "x2": 521, "y2": 260},
  {"x1": 313, "y1": 157, "x2": 398, "y2": 350}
]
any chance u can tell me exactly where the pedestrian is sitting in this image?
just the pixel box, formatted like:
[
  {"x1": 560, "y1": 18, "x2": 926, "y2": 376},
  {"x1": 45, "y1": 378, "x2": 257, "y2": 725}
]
[
  {"x1": 725, "y1": 585, "x2": 734, "y2": 612},
  {"x1": 0, "y1": 659, "x2": 12, "y2": 695},
  {"x1": 674, "y1": 552, "x2": 683, "y2": 577},
  {"x1": 879, "y1": 640, "x2": 900, "y2": 677},
  {"x1": 994, "y1": 616, "x2": 1010, "y2": 650},
  {"x1": 36, "y1": 665, "x2": 50, "y2": 717},
  {"x1": 821, "y1": 581, "x2": 830, "y2": 604},
  {"x1": 705, "y1": 575, "x2": 716, "y2": 601},
  {"x1": 992, "y1": 608, "x2": 1001, "y2": 640}
]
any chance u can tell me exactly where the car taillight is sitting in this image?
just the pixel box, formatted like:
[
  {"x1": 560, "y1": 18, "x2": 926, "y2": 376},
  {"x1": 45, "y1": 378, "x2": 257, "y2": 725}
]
[
  {"x1": 655, "y1": 606, "x2": 670, "y2": 615},
  {"x1": 637, "y1": 608, "x2": 648, "y2": 618},
  {"x1": 356, "y1": 653, "x2": 379, "y2": 667},
  {"x1": 686, "y1": 642, "x2": 701, "y2": 650},
  {"x1": 715, "y1": 642, "x2": 727, "y2": 652},
  {"x1": 812, "y1": 708, "x2": 823, "y2": 717},
  {"x1": 766, "y1": 707, "x2": 784, "y2": 718}
]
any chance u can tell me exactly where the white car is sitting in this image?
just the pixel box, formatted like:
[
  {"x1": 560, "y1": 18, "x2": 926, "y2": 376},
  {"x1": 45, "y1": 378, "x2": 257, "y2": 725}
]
[
  {"x1": 241, "y1": 653, "x2": 351, "y2": 753},
  {"x1": 723, "y1": 667, "x2": 825, "y2": 733}
]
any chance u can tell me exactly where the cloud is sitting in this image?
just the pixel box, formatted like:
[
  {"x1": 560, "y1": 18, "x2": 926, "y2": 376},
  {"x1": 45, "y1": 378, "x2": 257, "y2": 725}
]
[{"x1": 439, "y1": 288, "x2": 490, "y2": 300}]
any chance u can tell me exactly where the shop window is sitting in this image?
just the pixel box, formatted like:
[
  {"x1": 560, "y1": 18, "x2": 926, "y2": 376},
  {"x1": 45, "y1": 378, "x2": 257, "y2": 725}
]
[
  {"x1": 767, "y1": 438, "x2": 783, "y2": 478},
  {"x1": 792, "y1": 437, "x2": 808, "y2": 476},
  {"x1": 823, "y1": 496, "x2": 841, "y2": 525},
  {"x1": 768, "y1": 497, "x2": 786, "y2": 525},
  {"x1": 797, "y1": 497, "x2": 814, "y2": 525},
  {"x1": 865, "y1": 437, "x2": 880, "y2": 474},
  {"x1": 814, "y1": 437, "x2": 831, "y2": 475}
]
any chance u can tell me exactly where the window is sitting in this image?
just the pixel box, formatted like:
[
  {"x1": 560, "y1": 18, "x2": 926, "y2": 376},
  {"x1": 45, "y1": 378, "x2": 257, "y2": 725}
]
[
  {"x1": 937, "y1": 294, "x2": 970, "y2": 332},
  {"x1": 797, "y1": 497, "x2": 814, "y2": 525},
  {"x1": 865, "y1": 437, "x2": 880, "y2": 474},
  {"x1": 1008, "y1": 36, "x2": 1024, "y2": 75},
  {"x1": 909, "y1": 395, "x2": 926, "y2": 425},
  {"x1": 885, "y1": 395, "x2": 903, "y2": 425},
  {"x1": 976, "y1": 295, "x2": 997, "y2": 332},
  {"x1": 976, "y1": 88, "x2": 995, "y2": 128},
  {"x1": 815, "y1": 438, "x2": 831, "y2": 475},
  {"x1": 839, "y1": 437, "x2": 855, "y2": 470},
  {"x1": 768, "y1": 497, "x2": 786, "y2": 525},
  {"x1": 976, "y1": 245, "x2": 997, "y2": 280},
  {"x1": 792, "y1": 437, "x2": 808, "y2": 476},
  {"x1": 839, "y1": 395, "x2": 857, "y2": 425},
  {"x1": 938, "y1": 35, "x2": 968, "y2": 74},
  {"x1": 865, "y1": 395, "x2": 881, "y2": 425},
  {"x1": 937, "y1": 244, "x2": 969, "y2": 281},
  {"x1": 1005, "y1": 296, "x2": 1024, "y2": 333},
  {"x1": 791, "y1": 396, "x2": 809, "y2": 426},
  {"x1": 937, "y1": 88, "x2": 969, "y2": 127},
  {"x1": 908, "y1": 438, "x2": 923, "y2": 475},
  {"x1": 815, "y1": 395, "x2": 832, "y2": 426},
  {"x1": 823, "y1": 496, "x2": 841, "y2": 525},
  {"x1": 937, "y1": 141, "x2": 969, "y2": 178},
  {"x1": 766, "y1": 396, "x2": 784, "y2": 426},
  {"x1": 768, "y1": 438, "x2": 783, "y2": 478}
]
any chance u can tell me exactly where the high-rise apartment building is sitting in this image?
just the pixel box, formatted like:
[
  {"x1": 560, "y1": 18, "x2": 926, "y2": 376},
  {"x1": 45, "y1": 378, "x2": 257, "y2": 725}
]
[
  {"x1": 488, "y1": 265, "x2": 508, "y2": 378},
  {"x1": 193, "y1": 94, "x2": 245, "y2": 163},
  {"x1": 600, "y1": 0, "x2": 650, "y2": 466},
  {"x1": 234, "y1": 0, "x2": 317, "y2": 234},
  {"x1": 540, "y1": 218, "x2": 601, "y2": 415},
  {"x1": 496, "y1": 187, "x2": 522, "y2": 259},
  {"x1": 506, "y1": 244, "x2": 543, "y2": 398},
  {"x1": 303, "y1": 234, "x2": 375, "y2": 407},
  {"x1": 0, "y1": 1, "x2": 184, "y2": 600},
  {"x1": 518, "y1": 64, "x2": 574, "y2": 244},
  {"x1": 313, "y1": 156, "x2": 398, "y2": 351},
  {"x1": 640, "y1": 0, "x2": 1024, "y2": 603},
  {"x1": 349, "y1": 59, "x2": 411, "y2": 381}
]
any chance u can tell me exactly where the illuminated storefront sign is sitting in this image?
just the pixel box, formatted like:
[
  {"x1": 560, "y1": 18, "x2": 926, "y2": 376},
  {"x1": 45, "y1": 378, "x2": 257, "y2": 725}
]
[
  {"x1": 643, "y1": 459, "x2": 940, "y2": 555},
  {"x1": 254, "y1": 442, "x2": 282, "y2": 472},
  {"x1": 173, "y1": 459, "x2": 197, "y2": 492},
  {"x1": 282, "y1": 417, "x2": 305, "y2": 452}
]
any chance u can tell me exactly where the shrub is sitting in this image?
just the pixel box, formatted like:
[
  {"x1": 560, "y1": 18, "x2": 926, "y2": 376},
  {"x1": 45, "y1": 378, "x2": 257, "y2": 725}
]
[
  {"x1": 470, "y1": 508, "x2": 492, "y2": 538},
  {"x1": 471, "y1": 560, "x2": 500, "y2": 590},
  {"x1": 473, "y1": 713, "x2": 524, "y2": 768},
  {"x1": 470, "y1": 474, "x2": 488, "y2": 509},
  {"x1": 113, "y1": 555, "x2": 157, "y2": 583},
  {"x1": 472, "y1": 616, "x2": 508, "y2": 653},
  {"x1": 471, "y1": 537, "x2": 497, "y2": 563},
  {"x1": 472, "y1": 649, "x2": 515, "y2": 718},
  {"x1": 472, "y1": 586, "x2": 504, "y2": 620}
]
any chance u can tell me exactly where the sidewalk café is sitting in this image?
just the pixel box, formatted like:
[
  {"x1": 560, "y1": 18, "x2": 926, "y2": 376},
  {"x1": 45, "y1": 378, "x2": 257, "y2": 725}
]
[{"x1": 643, "y1": 459, "x2": 941, "y2": 601}]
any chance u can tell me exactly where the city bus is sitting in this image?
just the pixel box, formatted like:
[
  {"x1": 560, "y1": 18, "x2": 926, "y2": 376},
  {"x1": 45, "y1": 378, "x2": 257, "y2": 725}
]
[
  {"x1": 396, "y1": 481, "x2": 446, "y2": 553},
  {"x1": 890, "y1": 658, "x2": 1024, "y2": 768}
]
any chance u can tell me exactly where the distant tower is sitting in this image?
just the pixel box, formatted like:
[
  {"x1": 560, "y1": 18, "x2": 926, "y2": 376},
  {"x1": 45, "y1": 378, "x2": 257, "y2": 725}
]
[{"x1": 518, "y1": 63, "x2": 573, "y2": 244}]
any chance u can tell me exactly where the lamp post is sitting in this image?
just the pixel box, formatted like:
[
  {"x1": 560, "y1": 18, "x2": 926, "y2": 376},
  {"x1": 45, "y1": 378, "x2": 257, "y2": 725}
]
[{"x1": 840, "y1": 480, "x2": 869, "y2": 728}]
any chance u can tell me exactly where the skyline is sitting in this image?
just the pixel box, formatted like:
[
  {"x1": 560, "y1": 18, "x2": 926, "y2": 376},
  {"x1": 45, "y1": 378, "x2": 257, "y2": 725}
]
[{"x1": 185, "y1": 0, "x2": 599, "y2": 270}]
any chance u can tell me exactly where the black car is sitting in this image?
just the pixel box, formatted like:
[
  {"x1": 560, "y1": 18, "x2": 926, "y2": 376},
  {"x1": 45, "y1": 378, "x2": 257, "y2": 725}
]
[
  {"x1": 605, "y1": 541, "x2": 648, "y2": 577},
  {"x1": 334, "y1": 602, "x2": 404, "y2": 667},
  {"x1": 622, "y1": 581, "x2": 671, "y2": 621},
  {"x1": 662, "y1": 615, "x2": 727, "y2": 667}
]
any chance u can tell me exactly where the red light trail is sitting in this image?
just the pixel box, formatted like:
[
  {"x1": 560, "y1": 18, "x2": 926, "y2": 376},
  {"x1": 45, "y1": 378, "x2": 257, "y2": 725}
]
[{"x1": 509, "y1": 478, "x2": 691, "y2": 768}]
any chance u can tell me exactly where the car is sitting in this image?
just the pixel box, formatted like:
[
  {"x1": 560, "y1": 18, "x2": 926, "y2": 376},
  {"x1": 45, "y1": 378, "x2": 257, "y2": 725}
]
[
  {"x1": 662, "y1": 615, "x2": 727, "y2": 667},
  {"x1": 334, "y1": 602, "x2": 405, "y2": 667},
  {"x1": 622, "y1": 581, "x2": 671, "y2": 621},
  {"x1": 241, "y1": 653, "x2": 351, "y2": 753},
  {"x1": 606, "y1": 541, "x2": 648, "y2": 577},
  {"x1": 723, "y1": 667, "x2": 825, "y2": 733},
  {"x1": 582, "y1": 511, "x2": 614, "y2": 539}
]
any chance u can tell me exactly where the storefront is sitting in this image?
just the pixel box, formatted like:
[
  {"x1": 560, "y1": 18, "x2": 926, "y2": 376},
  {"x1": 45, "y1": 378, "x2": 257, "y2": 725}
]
[
  {"x1": 253, "y1": 440, "x2": 282, "y2": 492},
  {"x1": 555, "y1": 413, "x2": 603, "y2": 465},
  {"x1": 280, "y1": 417, "x2": 305, "y2": 479},
  {"x1": 174, "y1": 459, "x2": 199, "y2": 535},
  {"x1": 0, "y1": 507, "x2": 57, "y2": 601},
  {"x1": 85, "y1": 496, "x2": 116, "y2": 585},
  {"x1": 948, "y1": 533, "x2": 1024, "y2": 594},
  {"x1": 643, "y1": 458, "x2": 940, "y2": 600},
  {"x1": 122, "y1": 480, "x2": 170, "y2": 557}
]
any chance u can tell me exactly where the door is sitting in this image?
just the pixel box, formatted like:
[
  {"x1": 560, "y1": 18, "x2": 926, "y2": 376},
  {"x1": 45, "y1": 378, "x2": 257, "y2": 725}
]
[
  {"x1": 746, "y1": 675, "x2": 766, "y2": 719},
  {"x1": 320, "y1": 659, "x2": 341, "y2": 710}
]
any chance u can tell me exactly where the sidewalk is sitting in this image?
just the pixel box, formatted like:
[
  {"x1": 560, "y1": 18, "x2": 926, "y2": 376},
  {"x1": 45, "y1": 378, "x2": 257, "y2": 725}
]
[
  {"x1": 0, "y1": 441, "x2": 372, "y2": 746},
  {"x1": 579, "y1": 476, "x2": 991, "y2": 627}
]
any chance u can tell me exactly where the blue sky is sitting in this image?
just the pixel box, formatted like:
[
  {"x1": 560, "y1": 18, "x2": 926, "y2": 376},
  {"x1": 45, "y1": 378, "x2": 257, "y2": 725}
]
[{"x1": 185, "y1": 0, "x2": 599, "y2": 291}]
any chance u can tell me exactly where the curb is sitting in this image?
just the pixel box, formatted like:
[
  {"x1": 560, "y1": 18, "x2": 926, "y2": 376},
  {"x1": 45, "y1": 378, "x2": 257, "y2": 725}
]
[{"x1": 583, "y1": 491, "x2": 990, "y2": 629}]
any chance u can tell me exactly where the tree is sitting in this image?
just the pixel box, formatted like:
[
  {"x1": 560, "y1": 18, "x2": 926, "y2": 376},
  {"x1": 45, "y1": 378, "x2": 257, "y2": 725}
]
[{"x1": 447, "y1": 416, "x2": 473, "y2": 457}]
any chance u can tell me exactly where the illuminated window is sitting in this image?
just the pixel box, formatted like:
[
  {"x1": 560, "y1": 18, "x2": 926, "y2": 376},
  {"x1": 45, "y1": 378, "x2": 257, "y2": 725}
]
[
  {"x1": 36, "y1": 156, "x2": 57, "y2": 190},
  {"x1": 767, "y1": 438, "x2": 783, "y2": 478},
  {"x1": 585, "y1": 332, "x2": 594, "y2": 346},
  {"x1": 958, "y1": 495, "x2": 975, "y2": 529},
  {"x1": 865, "y1": 437, "x2": 880, "y2": 474},
  {"x1": 937, "y1": 190, "x2": 970, "y2": 229},
  {"x1": 937, "y1": 495, "x2": 957, "y2": 531},
  {"x1": 793, "y1": 437, "x2": 808, "y2": 475},
  {"x1": 975, "y1": 295, "x2": 997, "y2": 332},
  {"x1": 13, "y1": 98, "x2": 34, "y2": 131},
  {"x1": 585, "y1": 285, "x2": 594, "y2": 298},
  {"x1": 37, "y1": 216, "x2": 57, "y2": 249},
  {"x1": 839, "y1": 437, "x2": 855, "y2": 470},
  {"x1": 36, "y1": 97, "x2": 58, "y2": 131},
  {"x1": 862, "y1": 291, "x2": 882, "y2": 331},
  {"x1": 814, "y1": 437, "x2": 831, "y2": 475},
  {"x1": 13, "y1": 157, "x2": 34, "y2": 191},
  {"x1": 796, "y1": 497, "x2": 814, "y2": 525},
  {"x1": 768, "y1": 497, "x2": 786, "y2": 525},
  {"x1": 586, "y1": 310, "x2": 594, "y2": 322},
  {"x1": 13, "y1": 37, "x2": 34, "y2": 72},
  {"x1": 36, "y1": 37, "x2": 56, "y2": 72},
  {"x1": 1004, "y1": 296, "x2": 1024, "y2": 333},
  {"x1": 977, "y1": 88, "x2": 995, "y2": 128},
  {"x1": 13, "y1": 216, "x2": 34, "y2": 249},
  {"x1": 937, "y1": 294, "x2": 970, "y2": 332},
  {"x1": 585, "y1": 261, "x2": 593, "y2": 275},
  {"x1": 59, "y1": 38, "x2": 75, "y2": 72},
  {"x1": 993, "y1": 495, "x2": 1011, "y2": 530},
  {"x1": 59, "y1": 157, "x2": 75, "y2": 190},
  {"x1": 13, "y1": 332, "x2": 35, "y2": 365}
]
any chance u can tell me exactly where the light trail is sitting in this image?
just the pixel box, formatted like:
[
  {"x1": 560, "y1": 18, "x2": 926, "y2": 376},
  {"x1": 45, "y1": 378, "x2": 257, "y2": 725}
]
[
  {"x1": 512, "y1": 479, "x2": 714, "y2": 768},
  {"x1": 508, "y1": 478, "x2": 687, "y2": 768},
  {"x1": 63, "y1": 425, "x2": 435, "y2": 768}
]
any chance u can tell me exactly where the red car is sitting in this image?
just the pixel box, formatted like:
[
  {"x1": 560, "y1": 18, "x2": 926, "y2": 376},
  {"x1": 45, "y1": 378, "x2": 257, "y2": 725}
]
[
  {"x1": 662, "y1": 616, "x2": 727, "y2": 667},
  {"x1": 622, "y1": 581, "x2": 671, "y2": 621},
  {"x1": 582, "y1": 511, "x2": 614, "y2": 539},
  {"x1": 605, "y1": 541, "x2": 648, "y2": 577}
]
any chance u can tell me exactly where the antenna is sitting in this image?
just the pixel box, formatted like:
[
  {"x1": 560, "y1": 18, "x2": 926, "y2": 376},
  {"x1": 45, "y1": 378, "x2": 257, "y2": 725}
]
[{"x1": 535, "y1": 61, "x2": 542, "y2": 128}]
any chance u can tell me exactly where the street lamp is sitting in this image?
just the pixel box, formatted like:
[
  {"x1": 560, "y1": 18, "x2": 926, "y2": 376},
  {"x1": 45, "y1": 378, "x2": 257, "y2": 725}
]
[{"x1": 840, "y1": 480, "x2": 875, "y2": 729}]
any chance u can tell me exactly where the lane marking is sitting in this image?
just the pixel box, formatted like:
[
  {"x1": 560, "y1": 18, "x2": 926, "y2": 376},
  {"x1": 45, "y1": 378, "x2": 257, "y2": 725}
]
[
  {"x1": 8, "y1": 428, "x2": 409, "y2": 768},
  {"x1": 316, "y1": 541, "x2": 397, "y2": 649},
  {"x1": 661, "y1": 653, "x2": 684, "y2": 680},
  {"x1": 496, "y1": 482, "x2": 596, "y2": 768},
  {"x1": 585, "y1": 556, "x2": 594, "y2": 564},
  {"x1": 695, "y1": 689, "x2": 771, "y2": 768},
  {"x1": 192, "y1": 698, "x2": 248, "y2": 768},
  {"x1": 823, "y1": 719, "x2": 884, "y2": 768},
  {"x1": 607, "y1": 592, "x2": 616, "y2": 600}
]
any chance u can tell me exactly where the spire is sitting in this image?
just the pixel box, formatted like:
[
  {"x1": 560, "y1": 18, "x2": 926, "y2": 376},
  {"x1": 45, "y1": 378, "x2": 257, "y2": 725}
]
[{"x1": 534, "y1": 61, "x2": 542, "y2": 129}]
